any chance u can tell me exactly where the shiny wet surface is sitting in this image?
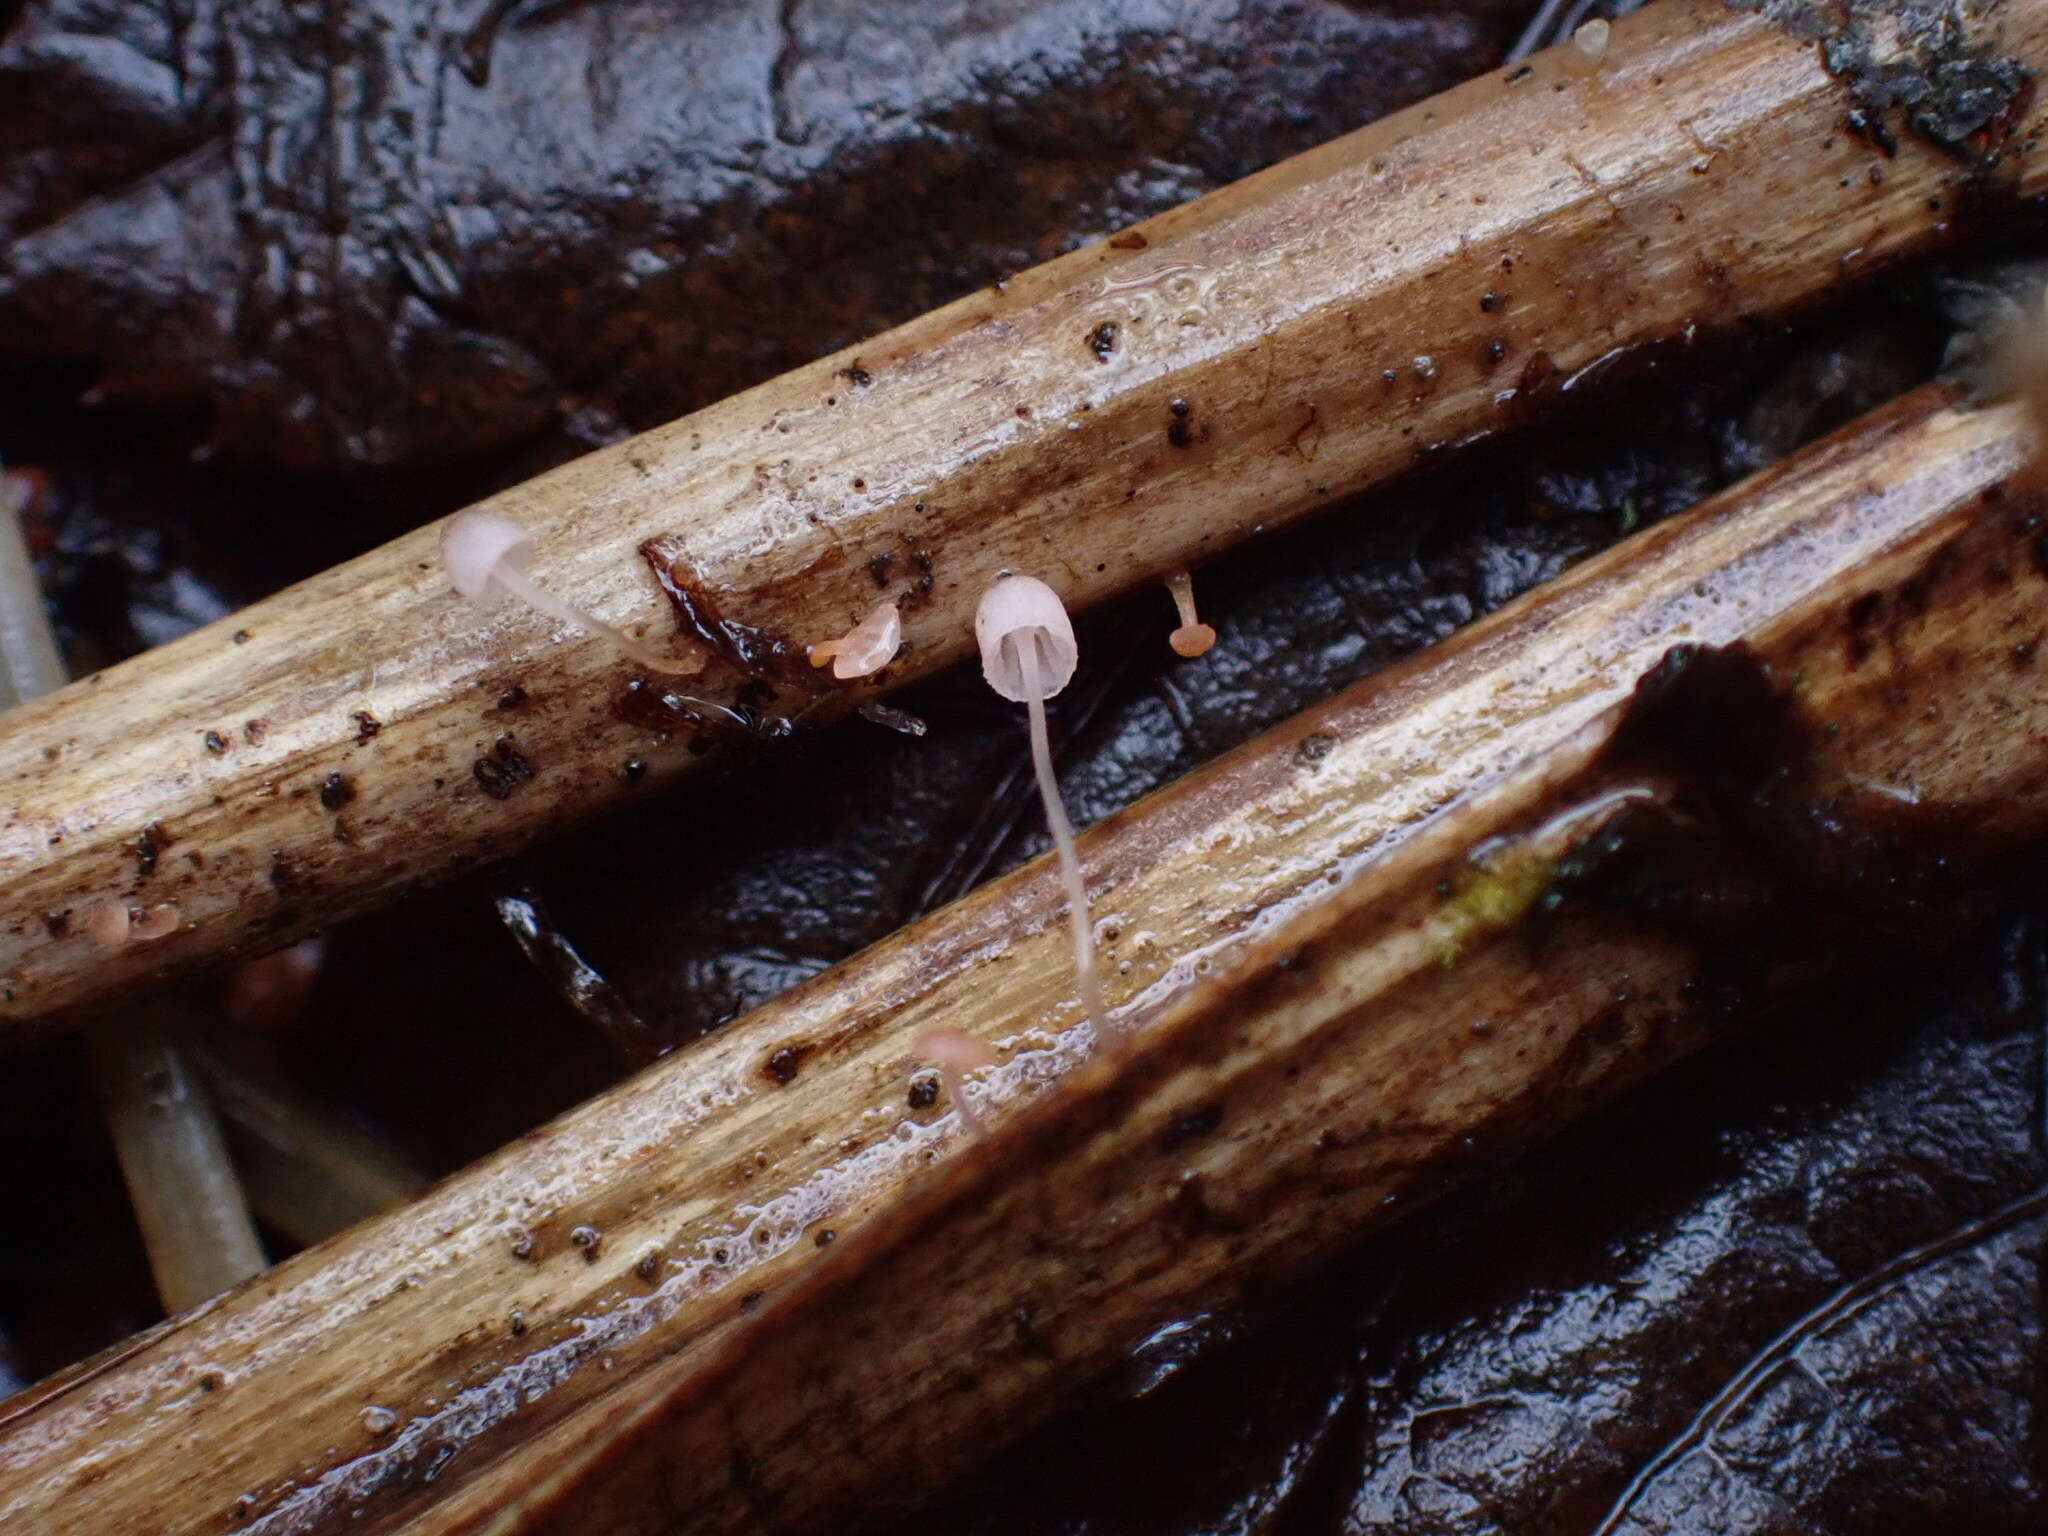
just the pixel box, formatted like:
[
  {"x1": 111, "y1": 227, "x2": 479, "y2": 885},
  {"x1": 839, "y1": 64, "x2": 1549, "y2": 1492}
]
[{"x1": 0, "y1": 0, "x2": 2041, "y2": 1526}]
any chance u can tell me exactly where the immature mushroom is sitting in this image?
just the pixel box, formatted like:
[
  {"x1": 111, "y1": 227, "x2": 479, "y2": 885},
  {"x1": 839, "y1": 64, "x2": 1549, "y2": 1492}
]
[
  {"x1": 224, "y1": 938, "x2": 328, "y2": 1031},
  {"x1": 1564, "y1": 17, "x2": 1611, "y2": 75},
  {"x1": 440, "y1": 509, "x2": 707, "y2": 675},
  {"x1": 911, "y1": 1026, "x2": 1000, "y2": 1138},
  {"x1": 1163, "y1": 569, "x2": 1216, "y2": 658},
  {"x1": 809, "y1": 599, "x2": 902, "y2": 680},
  {"x1": 975, "y1": 575, "x2": 1111, "y2": 1045},
  {"x1": 130, "y1": 903, "x2": 181, "y2": 941},
  {"x1": 83, "y1": 899, "x2": 132, "y2": 949}
]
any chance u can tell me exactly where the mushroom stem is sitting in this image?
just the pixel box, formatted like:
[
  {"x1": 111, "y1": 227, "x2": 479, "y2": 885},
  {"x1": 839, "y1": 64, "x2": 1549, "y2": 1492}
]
[
  {"x1": 491, "y1": 559, "x2": 704, "y2": 677},
  {"x1": 1012, "y1": 632, "x2": 1110, "y2": 1046},
  {"x1": 1996, "y1": 279, "x2": 2048, "y2": 463},
  {"x1": 913, "y1": 1027, "x2": 1000, "y2": 1139},
  {"x1": 1164, "y1": 570, "x2": 1216, "y2": 658},
  {"x1": 0, "y1": 469, "x2": 63, "y2": 705}
]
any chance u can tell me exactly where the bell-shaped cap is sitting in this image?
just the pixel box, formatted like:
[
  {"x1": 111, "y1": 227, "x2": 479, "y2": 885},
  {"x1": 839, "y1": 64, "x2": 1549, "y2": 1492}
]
[
  {"x1": 976, "y1": 575, "x2": 1078, "y2": 701},
  {"x1": 440, "y1": 510, "x2": 533, "y2": 605}
]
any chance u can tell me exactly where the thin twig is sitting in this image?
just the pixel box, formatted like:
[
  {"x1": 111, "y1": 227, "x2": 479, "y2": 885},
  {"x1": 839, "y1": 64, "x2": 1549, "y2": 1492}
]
[
  {"x1": 84, "y1": 1016, "x2": 267, "y2": 1313},
  {"x1": 493, "y1": 883, "x2": 667, "y2": 1066},
  {"x1": 190, "y1": 1046, "x2": 428, "y2": 1248},
  {"x1": 0, "y1": 471, "x2": 267, "y2": 1313}
]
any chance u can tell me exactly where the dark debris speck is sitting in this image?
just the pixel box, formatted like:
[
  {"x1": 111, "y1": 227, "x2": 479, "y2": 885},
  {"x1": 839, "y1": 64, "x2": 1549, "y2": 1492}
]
[{"x1": 473, "y1": 735, "x2": 534, "y2": 800}]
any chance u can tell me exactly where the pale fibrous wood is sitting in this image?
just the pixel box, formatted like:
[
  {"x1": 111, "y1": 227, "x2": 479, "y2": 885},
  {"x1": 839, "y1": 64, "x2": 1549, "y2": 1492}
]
[
  {"x1": 0, "y1": 385, "x2": 2033, "y2": 1536},
  {"x1": 5, "y1": 496, "x2": 268, "y2": 1317},
  {"x1": 1, "y1": 0, "x2": 2042, "y2": 1031}
]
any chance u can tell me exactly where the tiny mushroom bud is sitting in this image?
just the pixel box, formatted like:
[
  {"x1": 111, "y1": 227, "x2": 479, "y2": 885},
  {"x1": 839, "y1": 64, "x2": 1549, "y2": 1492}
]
[
  {"x1": 225, "y1": 937, "x2": 327, "y2": 1031},
  {"x1": 1164, "y1": 570, "x2": 1216, "y2": 658},
  {"x1": 439, "y1": 509, "x2": 707, "y2": 675},
  {"x1": 975, "y1": 575, "x2": 1110, "y2": 1046},
  {"x1": 808, "y1": 599, "x2": 902, "y2": 680},
  {"x1": 130, "y1": 903, "x2": 181, "y2": 941},
  {"x1": 83, "y1": 899, "x2": 131, "y2": 949},
  {"x1": 1563, "y1": 17, "x2": 1610, "y2": 74},
  {"x1": 912, "y1": 1026, "x2": 1000, "y2": 1138}
]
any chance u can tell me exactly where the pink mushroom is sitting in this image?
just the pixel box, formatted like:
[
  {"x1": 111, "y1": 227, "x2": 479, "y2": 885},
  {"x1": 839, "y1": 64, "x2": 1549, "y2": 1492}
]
[
  {"x1": 82, "y1": 900, "x2": 180, "y2": 947},
  {"x1": 130, "y1": 903, "x2": 181, "y2": 941},
  {"x1": 1163, "y1": 570, "x2": 1216, "y2": 658},
  {"x1": 808, "y1": 599, "x2": 902, "y2": 680},
  {"x1": 912, "y1": 1026, "x2": 1000, "y2": 1137},
  {"x1": 225, "y1": 937, "x2": 328, "y2": 1031},
  {"x1": 975, "y1": 575, "x2": 1111, "y2": 1045},
  {"x1": 83, "y1": 900, "x2": 131, "y2": 949},
  {"x1": 439, "y1": 510, "x2": 707, "y2": 675},
  {"x1": 1562, "y1": 17, "x2": 1610, "y2": 75}
]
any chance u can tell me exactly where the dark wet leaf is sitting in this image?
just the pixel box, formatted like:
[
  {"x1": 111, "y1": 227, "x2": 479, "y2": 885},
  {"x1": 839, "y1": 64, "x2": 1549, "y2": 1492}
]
[
  {"x1": 909, "y1": 898, "x2": 2048, "y2": 1534},
  {"x1": 0, "y1": 0, "x2": 1524, "y2": 471}
]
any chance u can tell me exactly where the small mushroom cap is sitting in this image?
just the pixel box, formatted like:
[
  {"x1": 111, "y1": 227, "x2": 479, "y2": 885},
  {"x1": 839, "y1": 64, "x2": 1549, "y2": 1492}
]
[
  {"x1": 440, "y1": 510, "x2": 534, "y2": 605},
  {"x1": 130, "y1": 903, "x2": 181, "y2": 941},
  {"x1": 83, "y1": 899, "x2": 131, "y2": 949},
  {"x1": 809, "y1": 600, "x2": 903, "y2": 680},
  {"x1": 915, "y1": 1026, "x2": 999, "y2": 1072},
  {"x1": 1562, "y1": 17, "x2": 1609, "y2": 73},
  {"x1": 975, "y1": 574, "x2": 1078, "y2": 701}
]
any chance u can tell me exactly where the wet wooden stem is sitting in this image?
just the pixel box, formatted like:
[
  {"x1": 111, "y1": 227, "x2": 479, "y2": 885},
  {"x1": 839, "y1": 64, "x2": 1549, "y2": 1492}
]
[
  {"x1": 191, "y1": 1046, "x2": 429, "y2": 1248},
  {"x1": 2, "y1": 488, "x2": 267, "y2": 1314},
  {"x1": 0, "y1": 386, "x2": 2037, "y2": 1534},
  {"x1": 2, "y1": 0, "x2": 2043, "y2": 1031},
  {"x1": 482, "y1": 400, "x2": 2048, "y2": 1534}
]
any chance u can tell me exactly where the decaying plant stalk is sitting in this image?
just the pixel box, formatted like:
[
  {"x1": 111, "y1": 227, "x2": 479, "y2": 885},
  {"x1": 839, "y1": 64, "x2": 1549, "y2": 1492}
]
[
  {"x1": 1, "y1": 0, "x2": 2041, "y2": 1032},
  {"x1": 0, "y1": 384, "x2": 2033, "y2": 1536},
  {"x1": 483, "y1": 395, "x2": 2048, "y2": 1536},
  {"x1": 84, "y1": 1014, "x2": 269, "y2": 1313},
  {"x1": 3, "y1": 485, "x2": 267, "y2": 1314}
]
